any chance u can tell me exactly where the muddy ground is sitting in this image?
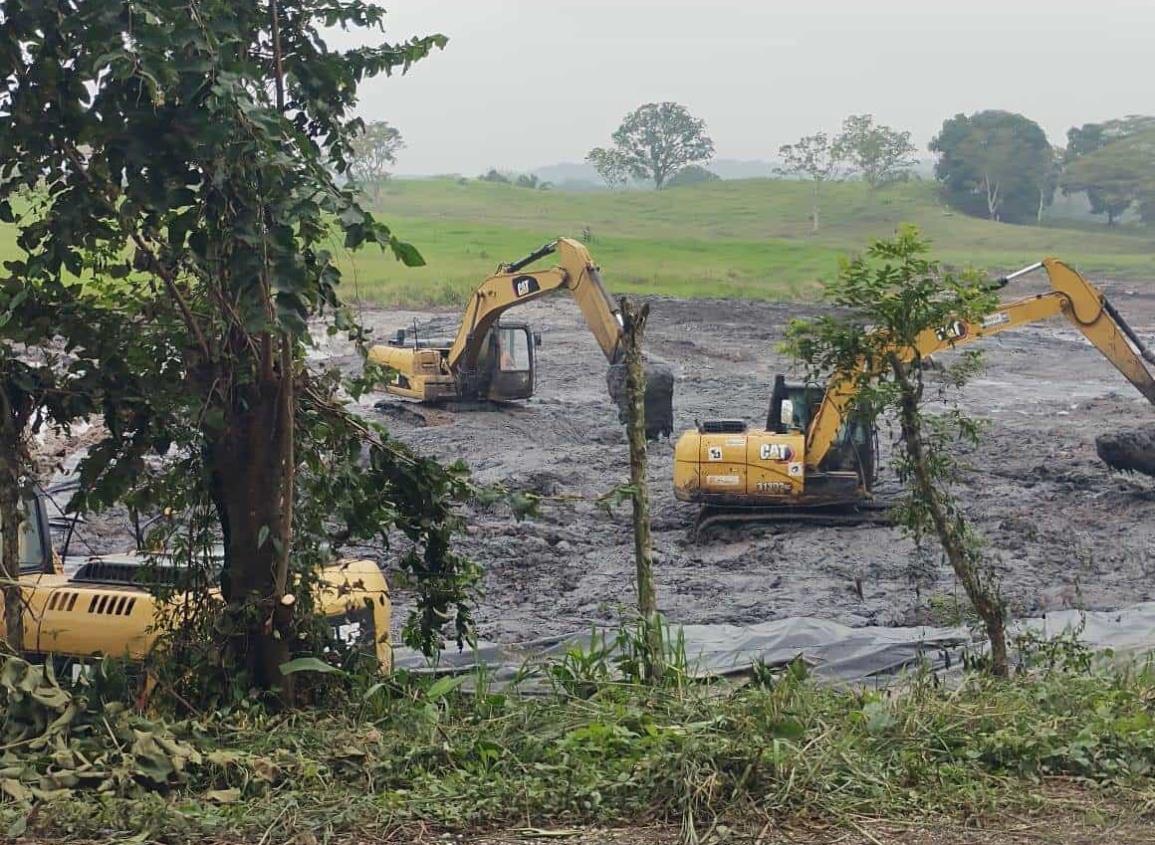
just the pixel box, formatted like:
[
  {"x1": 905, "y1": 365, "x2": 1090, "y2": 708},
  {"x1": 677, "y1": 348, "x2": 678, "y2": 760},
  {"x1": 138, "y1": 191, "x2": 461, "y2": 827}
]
[
  {"x1": 43, "y1": 277, "x2": 1155, "y2": 645},
  {"x1": 331, "y1": 277, "x2": 1155, "y2": 644}
]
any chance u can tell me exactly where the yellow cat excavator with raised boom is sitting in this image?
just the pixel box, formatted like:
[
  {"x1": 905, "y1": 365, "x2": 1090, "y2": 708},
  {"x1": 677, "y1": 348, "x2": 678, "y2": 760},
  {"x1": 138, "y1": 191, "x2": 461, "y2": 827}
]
[
  {"x1": 0, "y1": 493, "x2": 392, "y2": 676},
  {"x1": 368, "y1": 237, "x2": 675, "y2": 439},
  {"x1": 674, "y1": 258, "x2": 1155, "y2": 527}
]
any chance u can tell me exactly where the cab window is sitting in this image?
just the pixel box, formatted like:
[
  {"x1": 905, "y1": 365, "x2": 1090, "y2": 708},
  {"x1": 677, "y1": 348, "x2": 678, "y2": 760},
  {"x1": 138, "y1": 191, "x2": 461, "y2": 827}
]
[
  {"x1": 497, "y1": 327, "x2": 531, "y2": 372},
  {"x1": 0, "y1": 499, "x2": 46, "y2": 574}
]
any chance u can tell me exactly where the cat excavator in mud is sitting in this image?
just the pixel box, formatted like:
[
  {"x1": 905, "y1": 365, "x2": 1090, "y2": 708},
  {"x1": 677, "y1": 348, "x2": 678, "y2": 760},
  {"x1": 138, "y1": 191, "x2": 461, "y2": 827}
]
[
  {"x1": 368, "y1": 237, "x2": 675, "y2": 439},
  {"x1": 674, "y1": 258, "x2": 1155, "y2": 531},
  {"x1": 0, "y1": 493, "x2": 392, "y2": 676}
]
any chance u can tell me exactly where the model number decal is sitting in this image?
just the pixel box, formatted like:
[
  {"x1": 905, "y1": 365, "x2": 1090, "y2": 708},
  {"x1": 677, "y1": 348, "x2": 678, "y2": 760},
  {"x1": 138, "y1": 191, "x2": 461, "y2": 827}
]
[
  {"x1": 705, "y1": 474, "x2": 740, "y2": 486},
  {"x1": 981, "y1": 311, "x2": 1010, "y2": 329},
  {"x1": 755, "y1": 481, "x2": 791, "y2": 494}
]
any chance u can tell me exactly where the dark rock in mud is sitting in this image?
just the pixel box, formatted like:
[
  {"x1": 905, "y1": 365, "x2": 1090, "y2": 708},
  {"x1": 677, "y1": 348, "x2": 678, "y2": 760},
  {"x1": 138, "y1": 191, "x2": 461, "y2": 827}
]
[
  {"x1": 606, "y1": 359, "x2": 675, "y2": 440},
  {"x1": 1097, "y1": 427, "x2": 1155, "y2": 477}
]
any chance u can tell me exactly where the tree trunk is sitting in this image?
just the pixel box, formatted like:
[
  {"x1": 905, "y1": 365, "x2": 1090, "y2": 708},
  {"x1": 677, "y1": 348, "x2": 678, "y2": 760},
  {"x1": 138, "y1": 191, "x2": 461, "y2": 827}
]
[
  {"x1": 619, "y1": 298, "x2": 662, "y2": 683},
  {"x1": 812, "y1": 180, "x2": 821, "y2": 233},
  {"x1": 0, "y1": 398, "x2": 26, "y2": 654},
  {"x1": 892, "y1": 358, "x2": 1008, "y2": 676},
  {"x1": 984, "y1": 174, "x2": 1000, "y2": 221},
  {"x1": 209, "y1": 373, "x2": 294, "y2": 700}
]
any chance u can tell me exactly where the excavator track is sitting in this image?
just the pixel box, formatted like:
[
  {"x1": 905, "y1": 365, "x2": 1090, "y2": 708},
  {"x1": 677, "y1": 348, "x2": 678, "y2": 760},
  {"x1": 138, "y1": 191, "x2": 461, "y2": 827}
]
[{"x1": 692, "y1": 500, "x2": 894, "y2": 540}]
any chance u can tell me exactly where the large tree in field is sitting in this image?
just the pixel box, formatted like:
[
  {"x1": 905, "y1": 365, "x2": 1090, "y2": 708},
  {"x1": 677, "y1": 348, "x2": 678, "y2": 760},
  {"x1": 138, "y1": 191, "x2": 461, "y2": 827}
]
[
  {"x1": 777, "y1": 132, "x2": 846, "y2": 233},
  {"x1": 587, "y1": 102, "x2": 714, "y2": 190},
  {"x1": 929, "y1": 111, "x2": 1053, "y2": 224},
  {"x1": 349, "y1": 121, "x2": 404, "y2": 199},
  {"x1": 1062, "y1": 118, "x2": 1155, "y2": 225},
  {"x1": 0, "y1": 0, "x2": 472, "y2": 701},
  {"x1": 836, "y1": 114, "x2": 918, "y2": 188}
]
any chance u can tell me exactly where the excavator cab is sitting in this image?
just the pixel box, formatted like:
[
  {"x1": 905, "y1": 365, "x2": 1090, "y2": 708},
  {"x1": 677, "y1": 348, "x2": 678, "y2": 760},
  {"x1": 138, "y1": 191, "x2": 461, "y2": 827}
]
[
  {"x1": 767, "y1": 375, "x2": 876, "y2": 494},
  {"x1": 467, "y1": 321, "x2": 539, "y2": 403},
  {"x1": 480, "y1": 322, "x2": 539, "y2": 402}
]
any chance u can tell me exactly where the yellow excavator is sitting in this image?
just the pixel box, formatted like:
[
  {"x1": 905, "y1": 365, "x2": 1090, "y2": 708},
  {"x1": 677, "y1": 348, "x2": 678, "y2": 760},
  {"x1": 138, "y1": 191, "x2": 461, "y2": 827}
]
[
  {"x1": 674, "y1": 259, "x2": 1155, "y2": 525},
  {"x1": 1, "y1": 493, "x2": 392, "y2": 675},
  {"x1": 368, "y1": 237, "x2": 675, "y2": 439}
]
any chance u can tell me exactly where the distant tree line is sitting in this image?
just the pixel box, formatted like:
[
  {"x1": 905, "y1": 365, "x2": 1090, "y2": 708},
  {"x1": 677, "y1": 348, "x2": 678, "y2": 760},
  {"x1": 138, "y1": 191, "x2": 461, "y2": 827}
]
[{"x1": 366, "y1": 102, "x2": 1155, "y2": 231}]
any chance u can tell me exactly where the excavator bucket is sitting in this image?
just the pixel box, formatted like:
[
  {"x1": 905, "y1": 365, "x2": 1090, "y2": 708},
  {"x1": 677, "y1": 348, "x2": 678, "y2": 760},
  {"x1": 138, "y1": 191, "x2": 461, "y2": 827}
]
[
  {"x1": 606, "y1": 359, "x2": 675, "y2": 440},
  {"x1": 1097, "y1": 427, "x2": 1155, "y2": 477}
]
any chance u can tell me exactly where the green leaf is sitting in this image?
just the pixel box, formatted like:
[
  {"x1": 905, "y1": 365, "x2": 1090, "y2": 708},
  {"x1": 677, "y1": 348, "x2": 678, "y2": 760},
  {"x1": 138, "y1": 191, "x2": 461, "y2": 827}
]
[
  {"x1": 425, "y1": 674, "x2": 467, "y2": 701},
  {"x1": 279, "y1": 657, "x2": 345, "y2": 676},
  {"x1": 391, "y1": 239, "x2": 426, "y2": 267}
]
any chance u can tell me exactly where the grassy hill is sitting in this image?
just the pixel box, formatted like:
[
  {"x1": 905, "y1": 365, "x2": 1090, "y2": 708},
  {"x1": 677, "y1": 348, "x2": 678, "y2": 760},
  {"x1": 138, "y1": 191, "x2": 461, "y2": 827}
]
[
  {"x1": 4, "y1": 178, "x2": 1153, "y2": 305},
  {"x1": 344, "y1": 178, "x2": 1155, "y2": 305}
]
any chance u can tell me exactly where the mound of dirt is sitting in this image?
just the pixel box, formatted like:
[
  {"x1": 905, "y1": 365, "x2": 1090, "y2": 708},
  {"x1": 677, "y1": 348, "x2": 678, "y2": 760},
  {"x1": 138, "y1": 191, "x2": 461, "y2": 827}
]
[{"x1": 1097, "y1": 427, "x2": 1155, "y2": 477}]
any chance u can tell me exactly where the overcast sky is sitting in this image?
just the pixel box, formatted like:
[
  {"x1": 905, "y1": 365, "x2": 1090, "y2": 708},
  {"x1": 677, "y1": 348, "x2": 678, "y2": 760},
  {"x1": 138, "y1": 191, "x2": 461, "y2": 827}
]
[{"x1": 336, "y1": 0, "x2": 1153, "y2": 175}]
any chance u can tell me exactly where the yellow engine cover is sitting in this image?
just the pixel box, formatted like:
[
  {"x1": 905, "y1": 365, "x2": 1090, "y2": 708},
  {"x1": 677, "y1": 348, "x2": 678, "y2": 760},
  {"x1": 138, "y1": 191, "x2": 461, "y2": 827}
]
[
  {"x1": 7, "y1": 558, "x2": 392, "y2": 673},
  {"x1": 367, "y1": 344, "x2": 458, "y2": 402},
  {"x1": 673, "y1": 428, "x2": 806, "y2": 504}
]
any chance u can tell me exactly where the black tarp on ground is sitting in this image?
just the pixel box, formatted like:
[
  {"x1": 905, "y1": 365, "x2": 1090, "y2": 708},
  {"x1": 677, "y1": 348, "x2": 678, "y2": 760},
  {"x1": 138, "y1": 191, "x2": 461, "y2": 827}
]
[{"x1": 394, "y1": 604, "x2": 1155, "y2": 687}]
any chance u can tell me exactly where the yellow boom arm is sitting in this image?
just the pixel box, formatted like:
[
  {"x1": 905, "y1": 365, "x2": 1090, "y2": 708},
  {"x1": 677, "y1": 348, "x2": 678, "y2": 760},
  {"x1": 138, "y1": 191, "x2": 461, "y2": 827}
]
[
  {"x1": 805, "y1": 258, "x2": 1155, "y2": 469},
  {"x1": 448, "y1": 237, "x2": 625, "y2": 370}
]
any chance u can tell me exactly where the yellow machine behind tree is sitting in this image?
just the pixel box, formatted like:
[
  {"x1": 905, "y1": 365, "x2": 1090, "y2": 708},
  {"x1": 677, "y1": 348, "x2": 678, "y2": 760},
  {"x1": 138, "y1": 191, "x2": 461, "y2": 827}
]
[
  {"x1": 674, "y1": 259, "x2": 1155, "y2": 525},
  {"x1": 368, "y1": 237, "x2": 675, "y2": 439},
  {"x1": 0, "y1": 494, "x2": 392, "y2": 674}
]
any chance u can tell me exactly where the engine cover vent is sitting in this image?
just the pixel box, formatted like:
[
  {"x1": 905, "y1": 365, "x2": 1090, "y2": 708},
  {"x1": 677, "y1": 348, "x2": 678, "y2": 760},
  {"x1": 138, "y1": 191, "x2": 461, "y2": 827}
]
[{"x1": 699, "y1": 419, "x2": 747, "y2": 434}]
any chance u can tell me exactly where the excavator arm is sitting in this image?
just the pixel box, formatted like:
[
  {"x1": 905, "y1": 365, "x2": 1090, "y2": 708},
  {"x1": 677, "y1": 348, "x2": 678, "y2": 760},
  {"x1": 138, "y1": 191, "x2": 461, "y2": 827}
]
[
  {"x1": 805, "y1": 258, "x2": 1155, "y2": 469},
  {"x1": 447, "y1": 238, "x2": 626, "y2": 371}
]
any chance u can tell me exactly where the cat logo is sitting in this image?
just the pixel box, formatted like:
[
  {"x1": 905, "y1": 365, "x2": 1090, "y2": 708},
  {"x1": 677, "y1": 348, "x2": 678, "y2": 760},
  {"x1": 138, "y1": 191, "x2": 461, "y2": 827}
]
[
  {"x1": 759, "y1": 443, "x2": 793, "y2": 461},
  {"x1": 707, "y1": 446, "x2": 723, "y2": 461},
  {"x1": 935, "y1": 320, "x2": 968, "y2": 342},
  {"x1": 512, "y1": 274, "x2": 541, "y2": 298}
]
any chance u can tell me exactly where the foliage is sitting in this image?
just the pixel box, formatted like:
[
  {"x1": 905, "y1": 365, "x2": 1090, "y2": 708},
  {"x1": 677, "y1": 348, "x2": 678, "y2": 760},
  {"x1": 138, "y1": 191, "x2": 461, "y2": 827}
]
[
  {"x1": 666, "y1": 164, "x2": 720, "y2": 189},
  {"x1": 929, "y1": 110, "x2": 1054, "y2": 224},
  {"x1": 348, "y1": 121, "x2": 404, "y2": 196},
  {"x1": 0, "y1": 0, "x2": 468, "y2": 699},
  {"x1": 585, "y1": 147, "x2": 630, "y2": 190},
  {"x1": 776, "y1": 132, "x2": 846, "y2": 232},
  {"x1": 0, "y1": 657, "x2": 202, "y2": 824},
  {"x1": 1062, "y1": 125, "x2": 1155, "y2": 226},
  {"x1": 7, "y1": 644, "x2": 1155, "y2": 841},
  {"x1": 835, "y1": 114, "x2": 918, "y2": 188},
  {"x1": 786, "y1": 228, "x2": 1008, "y2": 674},
  {"x1": 478, "y1": 168, "x2": 512, "y2": 184},
  {"x1": 587, "y1": 102, "x2": 715, "y2": 190}
]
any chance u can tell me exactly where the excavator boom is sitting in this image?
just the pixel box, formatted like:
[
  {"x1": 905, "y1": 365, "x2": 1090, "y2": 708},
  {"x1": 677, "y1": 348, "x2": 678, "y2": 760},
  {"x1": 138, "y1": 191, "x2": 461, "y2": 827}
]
[{"x1": 805, "y1": 258, "x2": 1155, "y2": 468}]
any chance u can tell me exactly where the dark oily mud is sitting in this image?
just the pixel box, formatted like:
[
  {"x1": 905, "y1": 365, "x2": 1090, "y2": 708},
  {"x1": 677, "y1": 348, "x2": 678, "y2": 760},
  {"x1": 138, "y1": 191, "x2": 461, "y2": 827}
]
[
  {"x1": 348, "y1": 282, "x2": 1155, "y2": 644},
  {"x1": 38, "y1": 282, "x2": 1155, "y2": 644},
  {"x1": 1097, "y1": 427, "x2": 1155, "y2": 477}
]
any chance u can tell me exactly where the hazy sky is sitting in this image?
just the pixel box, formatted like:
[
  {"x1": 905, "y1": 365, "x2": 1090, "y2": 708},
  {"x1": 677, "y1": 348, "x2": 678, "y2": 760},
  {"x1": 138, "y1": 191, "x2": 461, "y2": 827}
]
[{"x1": 336, "y1": 0, "x2": 1153, "y2": 175}]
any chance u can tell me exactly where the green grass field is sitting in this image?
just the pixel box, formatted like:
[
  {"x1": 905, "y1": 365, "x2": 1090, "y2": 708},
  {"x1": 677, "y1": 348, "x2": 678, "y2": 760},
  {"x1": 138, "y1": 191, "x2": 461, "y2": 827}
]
[
  {"x1": 5, "y1": 178, "x2": 1155, "y2": 305},
  {"x1": 339, "y1": 178, "x2": 1155, "y2": 305}
]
